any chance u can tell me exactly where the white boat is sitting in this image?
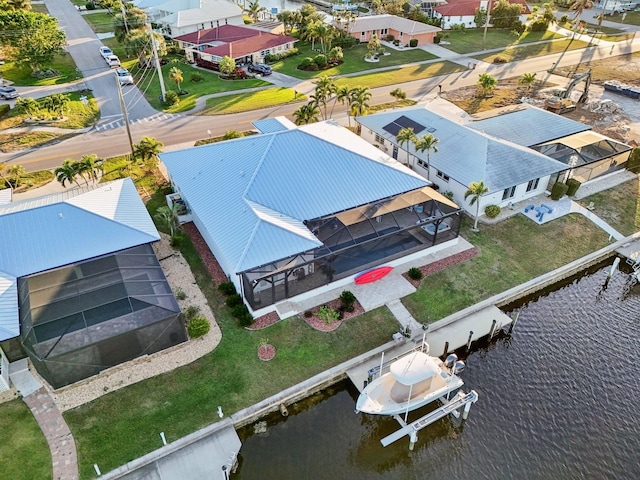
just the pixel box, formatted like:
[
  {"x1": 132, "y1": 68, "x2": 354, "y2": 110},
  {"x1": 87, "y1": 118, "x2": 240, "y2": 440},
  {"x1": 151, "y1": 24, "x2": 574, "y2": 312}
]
[{"x1": 356, "y1": 347, "x2": 464, "y2": 416}]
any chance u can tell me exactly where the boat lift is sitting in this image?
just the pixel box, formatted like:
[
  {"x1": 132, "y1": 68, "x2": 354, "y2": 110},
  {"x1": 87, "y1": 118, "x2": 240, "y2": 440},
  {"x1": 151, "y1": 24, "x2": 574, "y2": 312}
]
[{"x1": 381, "y1": 390, "x2": 479, "y2": 449}]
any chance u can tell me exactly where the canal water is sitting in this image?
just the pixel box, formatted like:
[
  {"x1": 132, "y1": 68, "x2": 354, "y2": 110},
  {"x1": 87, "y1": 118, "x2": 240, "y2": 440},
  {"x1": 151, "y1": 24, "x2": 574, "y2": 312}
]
[{"x1": 235, "y1": 261, "x2": 640, "y2": 479}]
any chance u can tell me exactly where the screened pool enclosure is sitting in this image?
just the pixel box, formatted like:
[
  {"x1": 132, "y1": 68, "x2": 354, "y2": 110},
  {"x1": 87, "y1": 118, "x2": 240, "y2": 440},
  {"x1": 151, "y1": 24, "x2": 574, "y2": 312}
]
[
  {"x1": 18, "y1": 244, "x2": 185, "y2": 388},
  {"x1": 241, "y1": 187, "x2": 460, "y2": 310}
]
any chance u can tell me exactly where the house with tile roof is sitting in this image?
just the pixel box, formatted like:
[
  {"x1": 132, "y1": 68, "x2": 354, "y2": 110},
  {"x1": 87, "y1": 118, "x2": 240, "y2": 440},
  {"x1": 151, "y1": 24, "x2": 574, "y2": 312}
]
[
  {"x1": 0, "y1": 178, "x2": 185, "y2": 390},
  {"x1": 160, "y1": 118, "x2": 461, "y2": 315},
  {"x1": 174, "y1": 24, "x2": 297, "y2": 67},
  {"x1": 356, "y1": 105, "x2": 631, "y2": 215},
  {"x1": 143, "y1": 0, "x2": 244, "y2": 38},
  {"x1": 433, "y1": 0, "x2": 530, "y2": 29},
  {"x1": 342, "y1": 14, "x2": 441, "y2": 46}
]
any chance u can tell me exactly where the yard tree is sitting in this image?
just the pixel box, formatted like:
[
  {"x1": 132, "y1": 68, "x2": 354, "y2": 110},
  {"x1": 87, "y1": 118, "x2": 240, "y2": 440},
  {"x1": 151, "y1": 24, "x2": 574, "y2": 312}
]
[
  {"x1": 113, "y1": 6, "x2": 147, "y2": 43},
  {"x1": 414, "y1": 133, "x2": 439, "y2": 180},
  {"x1": 15, "y1": 97, "x2": 41, "y2": 118},
  {"x1": 349, "y1": 86, "x2": 372, "y2": 132},
  {"x1": 0, "y1": 9, "x2": 66, "y2": 74},
  {"x1": 101, "y1": 0, "x2": 124, "y2": 12},
  {"x1": 54, "y1": 159, "x2": 82, "y2": 188},
  {"x1": 570, "y1": 0, "x2": 593, "y2": 32},
  {"x1": 313, "y1": 21, "x2": 335, "y2": 54},
  {"x1": 77, "y1": 154, "x2": 104, "y2": 185},
  {"x1": 126, "y1": 29, "x2": 166, "y2": 66},
  {"x1": 367, "y1": 33, "x2": 382, "y2": 56},
  {"x1": 168, "y1": 67, "x2": 184, "y2": 93},
  {"x1": 328, "y1": 46, "x2": 343, "y2": 64},
  {"x1": 41, "y1": 93, "x2": 69, "y2": 117},
  {"x1": 330, "y1": 84, "x2": 350, "y2": 120},
  {"x1": 305, "y1": 19, "x2": 322, "y2": 50},
  {"x1": 476, "y1": 73, "x2": 497, "y2": 97},
  {"x1": 1, "y1": 0, "x2": 31, "y2": 10},
  {"x1": 293, "y1": 103, "x2": 320, "y2": 125},
  {"x1": 382, "y1": 0, "x2": 405, "y2": 16},
  {"x1": 312, "y1": 75, "x2": 336, "y2": 120},
  {"x1": 474, "y1": 7, "x2": 488, "y2": 28},
  {"x1": 491, "y1": 0, "x2": 523, "y2": 29},
  {"x1": 276, "y1": 10, "x2": 296, "y2": 31},
  {"x1": 519, "y1": 72, "x2": 537, "y2": 93},
  {"x1": 390, "y1": 87, "x2": 406, "y2": 109},
  {"x1": 133, "y1": 136, "x2": 164, "y2": 172},
  {"x1": 0, "y1": 164, "x2": 25, "y2": 189},
  {"x1": 245, "y1": 0, "x2": 266, "y2": 23},
  {"x1": 396, "y1": 127, "x2": 417, "y2": 167},
  {"x1": 219, "y1": 56, "x2": 236, "y2": 76},
  {"x1": 465, "y1": 181, "x2": 490, "y2": 231}
]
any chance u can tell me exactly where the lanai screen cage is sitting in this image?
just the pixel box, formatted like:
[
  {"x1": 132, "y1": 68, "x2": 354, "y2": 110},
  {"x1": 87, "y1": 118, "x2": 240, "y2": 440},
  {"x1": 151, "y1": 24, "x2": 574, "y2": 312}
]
[
  {"x1": 19, "y1": 244, "x2": 185, "y2": 389},
  {"x1": 241, "y1": 187, "x2": 460, "y2": 310}
]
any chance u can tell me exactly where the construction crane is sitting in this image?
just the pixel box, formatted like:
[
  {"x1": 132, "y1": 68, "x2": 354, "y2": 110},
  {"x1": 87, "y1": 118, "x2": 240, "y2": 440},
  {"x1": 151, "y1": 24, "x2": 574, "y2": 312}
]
[{"x1": 545, "y1": 69, "x2": 592, "y2": 114}]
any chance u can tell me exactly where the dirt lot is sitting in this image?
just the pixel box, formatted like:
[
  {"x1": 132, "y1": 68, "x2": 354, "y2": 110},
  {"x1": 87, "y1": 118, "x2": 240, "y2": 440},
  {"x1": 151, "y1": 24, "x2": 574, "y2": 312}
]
[{"x1": 442, "y1": 53, "x2": 640, "y2": 145}]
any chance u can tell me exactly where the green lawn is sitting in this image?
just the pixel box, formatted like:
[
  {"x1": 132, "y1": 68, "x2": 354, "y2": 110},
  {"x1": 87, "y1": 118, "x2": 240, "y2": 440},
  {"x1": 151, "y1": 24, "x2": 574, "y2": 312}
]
[
  {"x1": 442, "y1": 29, "x2": 566, "y2": 54},
  {"x1": 82, "y1": 12, "x2": 116, "y2": 34},
  {"x1": 472, "y1": 37, "x2": 591, "y2": 63},
  {"x1": 403, "y1": 214, "x2": 611, "y2": 323},
  {"x1": 0, "y1": 400, "x2": 51, "y2": 480},
  {"x1": 0, "y1": 132, "x2": 75, "y2": 153},
  {"x1": 136, "y1": 60, "x2": 271, "y2": 113},
  {"x1": 0, "y1": 53, "x2": 79, "y2": 86},
  {"x1": 200, "y1": 87, "x2": 306, "y2": 114},
  {"x1": 605, "y1": 10, "x2": 640, "y2": 26},
  {"x1": 272, "y1": 42, "x2": 437, "y2": 79},
  {"x1": 578, "y1": 176, "x2": 640, "y2": 237},
  {"x1": 334, "y1": 61, "x2": 466, "y2": 90}
]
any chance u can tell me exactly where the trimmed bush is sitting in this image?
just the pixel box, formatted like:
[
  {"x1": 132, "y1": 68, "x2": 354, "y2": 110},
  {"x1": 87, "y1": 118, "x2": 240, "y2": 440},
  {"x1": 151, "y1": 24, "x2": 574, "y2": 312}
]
[
  {"x1": 299, "y1": 57, "x2": 315, "y2": 69},
  {"x1": 565, "y1": 178, "x2": 582, "y2": 197},
  {"x1": 187, "y1": 316, "x2": 210, "y2": 338},
  {"x1": 493, "y1": 56, "x2": 508, "y2": 64},
  {"x1": 237, "y1": 311, "x2": 254, "y2": 327},
  {"x1": 484, "y1": 204, "x2": 501, "y2": 218},
  {"x1": 304, "y1": 310, "x2": 313, "y2": 318},
  {"x1": 339, "y1": 290, "x2": 356, "y2": 312},
  {"x1": 314, "y1": 54, "x2": 327, "y2": 68},
  {"x1": 409, "y1": 39, "x2": 418, "y2": 47},
  {"x1": 0, "y1": 104, "x2": 10, "y2": 118},
  {"x1": 264, "y1": 48, "x2": 299, "y2": 63},
  {"x1": 225, "y1": 294, "x2": 242, "y2": 308},
  {"x1": 190, "y1": 72, "x2": 203, "y2": 83},
  {"x1": 550, "y1": 181, "x2": 569, "y2": 200},
  {"x1": 218, "y1": 281, "x2": 236, "y2": 296},
  {"x1": 434, "y1": 35, "x2": 441, "y2": 44},
  {"x1": 164, "y1": 90, "x2": 180, "y2": 105},
  {"x1": 85, "y1": 1, "x2": 96, "y2": 10},
  {"x1": 407, "y1": 267, "x2": 423, "y2": 281},
  {"x1": 184, "y1": 305, "x2": 201, "y2": 321},
  {"x1": 385, "y1": 34, "x2": 395, "y2": 42}
]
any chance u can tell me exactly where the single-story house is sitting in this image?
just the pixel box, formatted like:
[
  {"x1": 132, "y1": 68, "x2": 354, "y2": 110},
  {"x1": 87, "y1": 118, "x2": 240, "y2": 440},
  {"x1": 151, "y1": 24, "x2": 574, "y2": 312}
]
[
  {"x1": 0, "y1": 178, "x2": 185, "y2": 390},
  {"x1": 357, "y1": 105, "x2": 632, "y2": 216},
  {"x1": 174, "y1": 24, "x2": 297, "y2": 67},
  {"x1": 160, "y1": 118, "x2": 461, "y2": 315},
  {"x1": 342, "y1": 14, "x2": 441, "y2": 46},
  {"x1": 433, "y1": 0, "x2": 530, "y2": 30},
  {"x1": 144, "y1": 0, "x2": 244, "y2": 38}
]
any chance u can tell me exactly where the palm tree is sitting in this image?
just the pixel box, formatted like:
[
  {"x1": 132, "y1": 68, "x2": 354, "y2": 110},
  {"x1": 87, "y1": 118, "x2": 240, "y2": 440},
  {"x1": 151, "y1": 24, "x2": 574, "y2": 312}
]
[
  {"x1": 570, "y1": 0, "x2": 593, "y2": 33},
  {"x1": 518, "y1": 73, "x2": 537, "y2": 93},
  {"x1": 168, "y1": 67, "x2": 183, "y2": 93},
  {"x1": 389, "y1": 88, "x2": 406, "y2": 109},
  {"x1": 414, "y1": 133, "x2": 439, "y2": 179},
  {"x1": 293, "y1": 103, "x2": 320, "y2": 125},
  {"x1": 77, "y1": 154, "x2": 104, "y2": 185},
  {"x1": 396, "y1": 127, "x2": 417, "y2": 167},
  {"x1": 133, "y1": 136, "x2": 164, "y2": 173},
  {"x1": 349, "y1": 86, "x2": 371, "y2": 134},
  {"x1": 464, "y1": 181, "x2": 490, "y2": 231},
  {"x1": 245, "y1": 0, "x2": 266, "y2": 23},
  {"x1": 312, "y1": 76, "x2": 336, "y2": 120},
  {"x1": 330, "y1": 85, "x2": 350, "y2": 119},
  {"x1": 55, "y1": 160, "x2": 82, "y2": 188},
  {"x1": 476, "y1": 73, "x2": 497, "y2": 97}
]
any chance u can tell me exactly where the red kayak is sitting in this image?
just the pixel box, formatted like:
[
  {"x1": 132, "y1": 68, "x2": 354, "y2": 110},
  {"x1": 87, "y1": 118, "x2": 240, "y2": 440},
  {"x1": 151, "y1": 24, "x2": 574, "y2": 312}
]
[{"x1": 354, "y1": 266, "x2": 393, "y2": 285}]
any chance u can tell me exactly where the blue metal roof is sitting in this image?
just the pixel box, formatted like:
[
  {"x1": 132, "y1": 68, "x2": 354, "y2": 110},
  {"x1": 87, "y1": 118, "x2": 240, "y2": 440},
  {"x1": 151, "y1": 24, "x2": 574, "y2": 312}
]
[
  {"x1": 252, "y1": 117, "x2": 296, "y2": 134},
  {"x1": 161, "y1": 121, "x2": 428, "y2": 273},
  {"x1": 0, "y1": 178, "x2": 159, "y2": 341},
  {"x1": 468, "y1": 106, "x2": 591, "y2": 146},
  {"x1": 356, "y1": 106, "x2": 568, "y2": 192}
]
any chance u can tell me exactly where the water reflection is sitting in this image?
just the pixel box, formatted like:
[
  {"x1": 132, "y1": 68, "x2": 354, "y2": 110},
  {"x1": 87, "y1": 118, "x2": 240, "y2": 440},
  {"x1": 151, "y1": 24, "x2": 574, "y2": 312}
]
[{"x1": 236, "y1": 260, "x2": 640, "y2": 480}]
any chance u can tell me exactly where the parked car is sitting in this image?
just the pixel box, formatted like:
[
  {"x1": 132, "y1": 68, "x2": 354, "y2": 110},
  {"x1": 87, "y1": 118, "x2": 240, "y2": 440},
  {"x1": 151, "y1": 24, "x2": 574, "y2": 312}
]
[
  {"x1": 0, "y1": 86, "x2": 18, "y2": 100},
  {"x1": 105, "y1": 55, "x2": 121, "y2": 68},
  {"x1": 115, "y1": 67, "x2": 133, "y2": 86},
  {"x1": 99, "y1": 46, "x2": 113, "y2": 59},
  {"x1": 248, "y1": 63, "x2": 272, "y2": 75}
]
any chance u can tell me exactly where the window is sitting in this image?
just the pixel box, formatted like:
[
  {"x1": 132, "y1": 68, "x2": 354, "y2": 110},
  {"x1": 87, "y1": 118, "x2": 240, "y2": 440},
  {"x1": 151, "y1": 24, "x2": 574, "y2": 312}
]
[
  {"x1": 526, "y1": 178, "x2": 540, "y2": 192},
  {"x1": 381, "y1": 28, "x2": 388, "y2": 35},
  {"x1": 361, "y1": 31, "x2": 365, "y2": 37},
  {"x1": 436, "y1": 170, "x2": 449, "y2": 182},
  {"x1": 502, "y1": 186, "x2": 516, "y2": 200},
  {"x1": 375, "y1": 134, "x2": 385, "y2": 144}
]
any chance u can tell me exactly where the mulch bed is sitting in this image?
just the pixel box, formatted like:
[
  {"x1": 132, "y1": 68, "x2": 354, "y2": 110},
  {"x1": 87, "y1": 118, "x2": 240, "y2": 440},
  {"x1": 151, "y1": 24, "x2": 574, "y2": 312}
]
[
  {"x1": 302, "y1": 298, "x2": 365, "y2": 332},
  {"x1": 258, "y1": 344, "x2": 276, "y2": 361},
  {"x1": 248, "y1": 311, "x2": 281, "y2": 330},
  {"x1": 403, "y1": 248, "x2": 479, "y2": 288},
  {"x1": 182, "y1": 222, "x2": 228, "y2": 284}
]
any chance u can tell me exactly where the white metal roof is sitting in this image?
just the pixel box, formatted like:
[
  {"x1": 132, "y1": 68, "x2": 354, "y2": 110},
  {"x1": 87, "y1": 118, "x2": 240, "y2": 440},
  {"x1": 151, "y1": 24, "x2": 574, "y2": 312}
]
[{"x1": 161, "y1": 119, "x2": 428, "y2": 274}]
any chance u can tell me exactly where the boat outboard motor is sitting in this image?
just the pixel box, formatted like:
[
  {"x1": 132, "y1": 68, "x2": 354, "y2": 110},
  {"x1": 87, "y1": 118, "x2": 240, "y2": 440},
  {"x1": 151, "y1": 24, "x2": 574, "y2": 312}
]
[
  {"x1": 453, "y1": 360, "x2": 466, "y2": 375},
  {"x1": 445, "y1": 353, "x2": 458, "y2": 368}
]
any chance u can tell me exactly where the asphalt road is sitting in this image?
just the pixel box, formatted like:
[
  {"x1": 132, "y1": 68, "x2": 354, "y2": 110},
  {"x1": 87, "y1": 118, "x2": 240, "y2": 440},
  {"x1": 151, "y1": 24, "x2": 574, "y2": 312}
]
[{"x1": 2, "y1": 4, "x2": 640, "y2": 172}]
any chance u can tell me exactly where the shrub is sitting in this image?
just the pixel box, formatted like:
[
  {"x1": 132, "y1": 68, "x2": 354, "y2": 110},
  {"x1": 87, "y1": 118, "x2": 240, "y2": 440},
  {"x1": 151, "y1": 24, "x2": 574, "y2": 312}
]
[
  {"x1": 484, "y1": 204, "x2": 501, "y2": 218},
  {"x1": 190, "y1": 72, "x2": 203, "y2": 83},
  {"x1": 626, "y1": 147, "x2": 640, "y2": 173},
  {"x1": 528, "y1": 19, "x2": 549, "y2": 32},
  {"x1": 218, "y1": 281, "x2": 237, "y2": 296},
  {"x1": 409, "y1": 39, "x2": 418, "y2": 47},
  {"x1": 164, "y1": 90, "x2": 180, "y2": 105},
  {"x1": 393, "y1": 39, "x2": 400, "y2": 46},
  {"x1": 434, "y1": 35, "x2": 441, "y2": 44},
  {"x1": 339, "y1": 290, "x2": 356, "y2": 312},
  {"x1": 304, "y1": 310, "x2": 313, "y2": 318},
  {"x1": 386, "y1": 34, "x2": 395, "y2": 42},
  {"x1": 170, "y1": 234, "x2": 185, "y2": 248},
  {"x1": 187, "y1": 316, "x2": 210, "y2": 338},
  {"x1": 560, "y1": 14, "x2": 569, "y2": 23},
  {"x1": 493, "y1": 56, "x2": 508, "y2": 64},
  {"x1": 565, "y1": 178, "x2": 582, "y2": 196},
  {"x1": 264, "y1": 48, "x2": 299, "y2": 63},
  {"x1": 184, "y1": 305, "x2": 201, "y2": 321},
  {"x1": 238, "y1": 311, "x2": 254, "y2": 327},
  {"x1": 442, "y1": 191, "x2": 455, "y2": 201},
  {"x1": 550, "y1": 181, "x2": 569, "y2": 200},
  {"x1": 318, "y1": 306, "x2": 340, "y2": 326},
  {"x1": 85, "y1": 1, "x2": 96, "y2": 10},
  {"x1": 299, "y1": 57, "x2": 315, "y2": 69},
  {"x1": 231, "y1": 303, "x2": 250, "y2": 319},
  {"x1": 0, "y1": 104, "x2": 9, "y2": 118},
  {"x1": 407, "y1": 267, "x2": 423, "y2": 281},
  {"x1": 225, "y1": 294, "x2": 242, "y2": 308},
  {"x1": 174, "y1": 287, "x2": 187, "y2": 301},
  {"x1": 314, "y1": 54, "x2": 327, "y2": 68}
]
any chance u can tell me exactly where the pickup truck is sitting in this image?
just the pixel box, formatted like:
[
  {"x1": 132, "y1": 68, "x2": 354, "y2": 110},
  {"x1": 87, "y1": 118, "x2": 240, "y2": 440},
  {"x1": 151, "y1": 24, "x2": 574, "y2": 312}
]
[{"x1": 99, "y1": 46, "x2": 113, "y2": 59}]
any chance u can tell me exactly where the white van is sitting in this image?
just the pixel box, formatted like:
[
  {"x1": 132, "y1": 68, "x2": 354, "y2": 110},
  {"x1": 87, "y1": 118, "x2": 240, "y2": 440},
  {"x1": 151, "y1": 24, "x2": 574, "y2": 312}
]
[{"x1": 105, "y1": 55, "x2": 121, "y2": 68}]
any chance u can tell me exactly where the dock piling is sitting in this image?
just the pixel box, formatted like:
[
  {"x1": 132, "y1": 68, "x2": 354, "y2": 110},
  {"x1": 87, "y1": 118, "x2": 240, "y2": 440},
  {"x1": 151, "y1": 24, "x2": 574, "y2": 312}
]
[
  {"x1": 466, "y1": 331, "x2": 474, "y2": 350},
  {"x1": 442, "y1": 341, "x2": 449, "y2": 357},
  {"x1": 488, "y1": 319, "x2": 497, "y2": 339},
  {"x1": 509, "y1": 312, "x2": 520, "y2": 334},
  {"x1": 409, "y1": 431, "x2": 418, "y2": 451}
]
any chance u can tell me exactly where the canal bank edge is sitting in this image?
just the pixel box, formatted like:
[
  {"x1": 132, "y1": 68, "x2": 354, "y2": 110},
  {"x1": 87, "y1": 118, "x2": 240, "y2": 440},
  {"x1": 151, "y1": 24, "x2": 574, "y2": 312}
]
[{"x1": 98, "y1": 231, "x2": 640, "y2": 478}]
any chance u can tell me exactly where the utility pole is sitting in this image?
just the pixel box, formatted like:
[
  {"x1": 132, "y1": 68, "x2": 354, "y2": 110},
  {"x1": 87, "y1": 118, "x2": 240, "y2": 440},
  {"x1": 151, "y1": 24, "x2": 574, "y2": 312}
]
[
  {"x1": 121, "y1": 5, "x2": 129, "y2": 35},
  {"x1": 115, "y1": 71, "x2": 135, "y2": 159},
  {"x1": 482, "y1": 0, "x2": 492, "y2": 50},
  {"x1": 149, "y1": 23, "x2": 166, "y2": 103}
]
